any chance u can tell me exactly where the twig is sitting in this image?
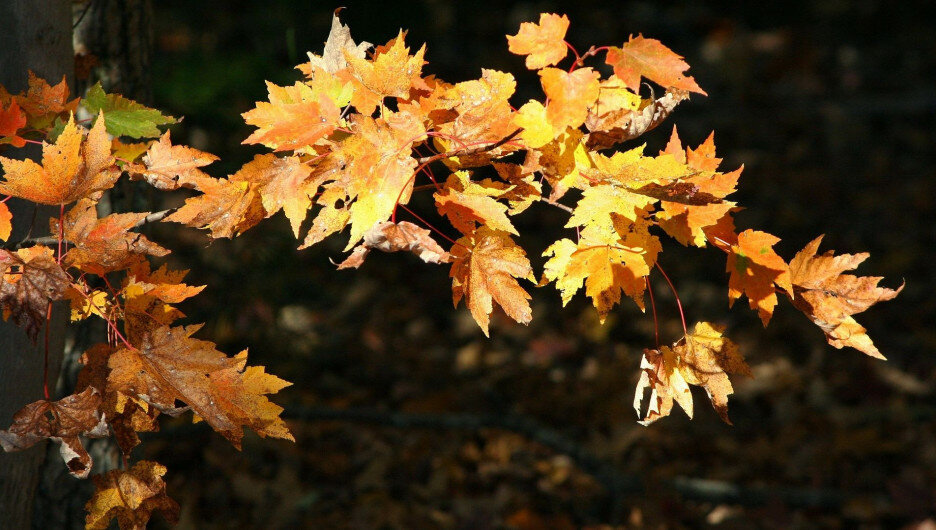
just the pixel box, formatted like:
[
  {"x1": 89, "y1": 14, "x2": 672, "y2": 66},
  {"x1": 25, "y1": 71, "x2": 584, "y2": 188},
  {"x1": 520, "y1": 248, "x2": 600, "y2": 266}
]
[
  {"x1": 2, "y1": 208, "x2": 176, "y2": 250},
  {"x1": 416, "y1": 129, "x2": 522, "y2": 166}
]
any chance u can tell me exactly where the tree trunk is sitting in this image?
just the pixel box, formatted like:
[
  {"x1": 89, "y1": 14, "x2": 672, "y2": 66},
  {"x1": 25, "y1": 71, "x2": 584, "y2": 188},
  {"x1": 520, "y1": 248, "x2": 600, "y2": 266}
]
[{"x1": 0, "y1": 1, "x2": 74, "y2": 528}]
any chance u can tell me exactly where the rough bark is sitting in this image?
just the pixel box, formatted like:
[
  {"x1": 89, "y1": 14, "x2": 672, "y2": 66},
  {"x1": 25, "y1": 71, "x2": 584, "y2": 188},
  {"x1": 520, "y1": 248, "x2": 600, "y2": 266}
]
[{"x1": 0, "y1": 1, "x2": 74, "y2": 528}]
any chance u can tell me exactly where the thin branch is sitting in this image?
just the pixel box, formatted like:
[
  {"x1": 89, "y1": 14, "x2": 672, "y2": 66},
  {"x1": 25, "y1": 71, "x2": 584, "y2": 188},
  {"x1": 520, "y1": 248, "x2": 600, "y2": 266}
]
[
  {"x1": 3, "y1": 208, "x2": 176, "y2": 250},
  {"x1": 416, "y1": 128, "x2": 522, "y2": 166}
]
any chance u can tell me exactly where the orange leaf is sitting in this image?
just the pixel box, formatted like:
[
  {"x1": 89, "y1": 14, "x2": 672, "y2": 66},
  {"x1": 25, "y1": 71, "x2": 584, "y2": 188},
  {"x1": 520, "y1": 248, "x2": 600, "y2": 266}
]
[
  {"x1": 164, "y1": 177, "x2": 266, "y2": 239},
  {"x1": 450, "y1": 227, "x2": 534, "y2": 336},
  {"x1": 85, "y1": 460, "x2": 180, "y2": 530},
  {"x1": 134, "y1": 131, "x2": 218, "y2": 190},
  {"x1": 0, "y1": 245, "x2": 70, "y2": 340},
  {"x1": 727, "y1": 229, "x2": 792, "y2": 325},
  {"x1": 0, "y1": 99, "x2": 27, "y2": 147},
  {"x1": 506, "y1": 13, "x2": 570, "y2": 70},
  {"x1": 107, "y1": 325, "x2": 293, "y2": 448},
  {"x1": 345, "y1": 30, "x2": 425, "y2": 99},
  {"x1": 0, "y1": 388, "x2": 108, "y2": 479},
  {"x1": 14, "y1": 72, "x2": 77, "y2": 121},
  {"x1": 0, "y1": 201, "x2": 11, "y2": 241},
  {"x1": 53, "y1": 199, "x2": 169, "y2": 274},
  {"x1": 789, "y1": 236, "x2": 903, "y2": 358},
  {"x1": 0, "y1": 113, "x2": 118, "y2": 205},
  {"x1": 539, "y1": 67, "x2": 600, "y2": 131},
  {"x1": 338, "y1": 220, "x2": 451, "y2": 269},
  {"x1": 229, "y1": 154, "x2": 314, "y2": 237},
  {"x1": 605, "y1": 35, "x2": 705, "y2": 95},
  {"x1": 242, "y1": 81, "x2": 341, "y2": 151},
  {"x1": 435, "y1": 171, "x2": 517, "y2": 236},
  {"x1": 122, "y1": 262, "x2": 205, "y2": 344}
]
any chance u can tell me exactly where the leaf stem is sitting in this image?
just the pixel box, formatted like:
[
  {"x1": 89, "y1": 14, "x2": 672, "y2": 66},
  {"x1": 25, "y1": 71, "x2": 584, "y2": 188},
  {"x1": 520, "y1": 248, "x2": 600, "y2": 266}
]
[{"x1": 655, "y1": 262, "x2": 687, "y2": 336}]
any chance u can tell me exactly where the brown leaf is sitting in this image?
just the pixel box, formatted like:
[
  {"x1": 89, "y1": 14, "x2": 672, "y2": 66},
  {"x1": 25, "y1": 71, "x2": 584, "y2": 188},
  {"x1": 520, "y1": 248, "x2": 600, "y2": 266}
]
[
  {"x1": 0, "y1": 245, "x2": 70, "y2": 340},
  {"x1": 85, "y1": 460, "x2": 180, "y2": 530},
  {"x1": 0, "y1": 388, "x2": 108, "y2": 478},
  {"x1": 338, "y1": 220, "x2": 451, "y2": 269}
]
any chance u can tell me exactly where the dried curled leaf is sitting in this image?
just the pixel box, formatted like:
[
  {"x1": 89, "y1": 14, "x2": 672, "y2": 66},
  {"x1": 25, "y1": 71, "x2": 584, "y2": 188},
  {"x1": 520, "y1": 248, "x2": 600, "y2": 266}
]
[
  {"x1": 85, "y1": 460, "x2": 180, "y2": 530},
  {"x1": 789, "y1": 236, "x2": 903, "y2": 358},
  {"x1": 338, "y1": 221, "x2": 451, "y2": 269},
  {"x1": 634, "y1": 322, "x2": 750, "y2": 425},
  {"x1": 0, "y1": 388, "x2": 109, "y2": 479},
  {"x1": 0, "y1": 245, "x2": 70, "y2": 340}
]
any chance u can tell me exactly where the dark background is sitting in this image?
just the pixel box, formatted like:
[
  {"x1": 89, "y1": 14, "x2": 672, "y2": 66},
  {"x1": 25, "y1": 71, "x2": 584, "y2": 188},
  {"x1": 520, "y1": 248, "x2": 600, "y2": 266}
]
[{"x1": 135, "y1": 1, "x2": 934, "y2": 527}]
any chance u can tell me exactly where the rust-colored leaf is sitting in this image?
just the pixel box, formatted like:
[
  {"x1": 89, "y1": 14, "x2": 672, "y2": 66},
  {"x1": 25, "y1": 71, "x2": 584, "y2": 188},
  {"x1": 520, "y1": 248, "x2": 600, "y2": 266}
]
[
  {"x1": 539, "y1": 67, "x2": 600, "y2": 132},
  {"x1": 727, "y1": 229, "x2": 793, "y2": 326},
  {"x1": 0, "y1": 245, "x2": 70, "y2": 340},
  {"x1": 0, "y1": 99, "x2": 27, "y2": 147},
  {"x1": 133, "y1": 131, "x2": 218, "y2": 190},
  {"x1": 164, "y1": 176, "x2": 266, "y2": 239},
  {"x1": 0, "y1": 388, "x2": 109, "y2": 478},
  {"x1": 0, "y1": 201, "x2": 11, "y2": 242}
]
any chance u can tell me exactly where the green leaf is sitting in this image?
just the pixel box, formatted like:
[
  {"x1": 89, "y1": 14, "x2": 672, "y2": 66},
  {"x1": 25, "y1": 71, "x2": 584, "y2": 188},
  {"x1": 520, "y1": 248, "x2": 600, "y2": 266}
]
[{"x1": 82, "y1": 83, "x2": 177, "y2": 138}]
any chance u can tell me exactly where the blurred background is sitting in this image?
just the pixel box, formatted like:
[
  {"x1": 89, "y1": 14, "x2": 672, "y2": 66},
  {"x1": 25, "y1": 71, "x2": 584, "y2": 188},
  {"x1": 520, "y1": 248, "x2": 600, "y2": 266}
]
[{"x1": 75, "y1": 0, "x2": 936, "y2": 527}]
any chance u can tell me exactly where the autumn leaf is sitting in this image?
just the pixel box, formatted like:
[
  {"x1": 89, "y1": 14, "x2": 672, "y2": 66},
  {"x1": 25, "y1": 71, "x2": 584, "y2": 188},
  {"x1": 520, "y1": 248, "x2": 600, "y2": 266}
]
[
  {"x1": 0, "y1": 113, "x2": 118, "y2": 205},
  {"x1": 338, "y1": 221, "x2": 451, "y2": 269},
  {"x1": 539, "y1": 67, "x2": 600, "y2": 132},
  {"x1": 450, "y1": 227, "x2": 534, "y2": 336},
  {"x1": 634, "y1": 322, "x2": 749, "y2": 425},
  {"x1": 164, "y1": 176, "x2": 266, "y2": 238},
  {"x1": 85, "y1": 460, "x2": 180, "y2": 530},
  {"x1": 436, "y1": 69, "x2": 517, "y2": 149},
  {"x1": 0, "y1": 388, "x2": 109, "y2": 479},
  {"x1": 133, "y1": 131, "x2": 218, "y2": 190},
  {"x1": 435, "y1": 171, "x2": 518, "y2": 236},
  {"x1": 14, "y1": 72, "x2": 78, "y2": 124},
  {"x1": 0, "y1": 245, "x2": 70, "y2": 340},
  {"x1": 0, "y1": 201, "x2": 11, "y2": 241},
  {"x1": 229, "y1": 154, "x2": 315, "y2": 238},
  {"x1": 727, "y1": 229, "x2": 793, "y2": 326},
  {"x1": 0, "y1": 99, "x2": 27, "y2": 147},
  {"x1": 605, "y1": 35, "x2": 705, "y2": 95},
  {"x1": 306, "y1": 10, "x2": 372, "y2": 73},
  {"x1": 507, "y1": 13, "x2": 570, "y2": 70},
  {"x1": 82, "y1": 82, "x2": 177, "y2": 138},
  {"x1": 242, "y1": 81, "x2": 341, "y2": 151},
  {"x1": 107, "y1": 325, "x2": 293, "y2": 448},
  {"x1": 52, "y1": 199, "x2": 169, "y2": 275},
  {"x1": 788, "y1": 236, "x2": 903, "y2": 358},
  {"x1": 345, "y1": 30, "x2": 426, "y2": 99},
  {"x1": 512, "y1": 100, "x2": 554, "y2": 148}
]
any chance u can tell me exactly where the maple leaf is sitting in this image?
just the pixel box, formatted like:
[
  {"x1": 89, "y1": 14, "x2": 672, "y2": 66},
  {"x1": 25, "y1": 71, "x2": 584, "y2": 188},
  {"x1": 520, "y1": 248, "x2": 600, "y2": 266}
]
[
  {"x1": 0, "y1": 201, "x2": 11, "y2": 242},
  {"x1": 0, "y1": 113, "x2": 118, "y2": 205},
  {"x1": 82, "y1": 82, "x2": 177, "y2": 138},
  {"x1": 65, "y1": 286, "x2": 112, "y2": 322},
  {"x1": 506, "y1": 13, "x2": 570, "y2": 70},
  {"x1": 436, "y1": 69, "x2": 517, "y2": 153},
  {"x1": 345, "y1": 30, "x2": 426, "y2": 99},
  {"x1": 85, "y1": 460, "x2": 180, "y2": 530},
  {"x1": 450, "y1": 227, "x2": 534, "y2": 336},
  {"x1": 727, "y1": 229, "x2": 793, "y2": 326},
  {"x1": 14, "y1": 72, "x2": 78, "y2": 124},
  {"x1": 107, "y1": 325, "x2": 293, "y2": 448},
  {"x1": 584, "y1": 89, "x2": 689, "y2": 150},
  {"x1": 132, "y1": 131, "x2": 218, "y2": 190},
  {"x1": 338, "y1": 220, "x2": 451, "y2": 269},
  {"x1": 121, "y1": 262, "x2": 206, "y2": 344},
  {"x1": 634, "y1": 322, "x2": 750, "y2": 425},
  {"x1": 306, "y1": 10, "x2": 372, "y2": 73},
  {"x1": 0, "y1": 99, "x2": 27, "y2": 147},
  {"x1": 229, "y1": 154, "x2": 314, "y2": 237},
  {"x1": 435, "y1": 171, "x2": 517, "y2": 236},
  {"x1": 788, "y1": 236, "x2": 903, "y2": 358},
  {"x1": 0, "y1": 245, "x2": 70, "y2": 340},
  {"x1": 52, "y1": 199, "x2": 169, "y2": 275},
  {"x1": 543, "y1": 213, "x2": 661, "y2": 322},
  {"x1": 0, "y1": 387, "x2": 109, "y2": 479},
  {"x1": 165, "y1": 176, "x2": 266, "y2": 238},
  {"x1": 513, "y1": 100, "x2": 554, "y2": 148},
  {"x1": 539, "y1": 67, "x2": 600, "y2": 132},
  {"x1": 242, "y1": 81, "x2": 341, "y2": 152},
  {"x1": 605, "y1": 35, "x2": 706, "y2": 95}
]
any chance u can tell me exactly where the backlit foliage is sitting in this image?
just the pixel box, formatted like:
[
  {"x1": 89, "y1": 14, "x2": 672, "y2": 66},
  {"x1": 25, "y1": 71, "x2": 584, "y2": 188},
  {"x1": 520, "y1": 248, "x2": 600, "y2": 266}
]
[{"x1": 0, "y1": 12, "x2": 900, "y2": 528}]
